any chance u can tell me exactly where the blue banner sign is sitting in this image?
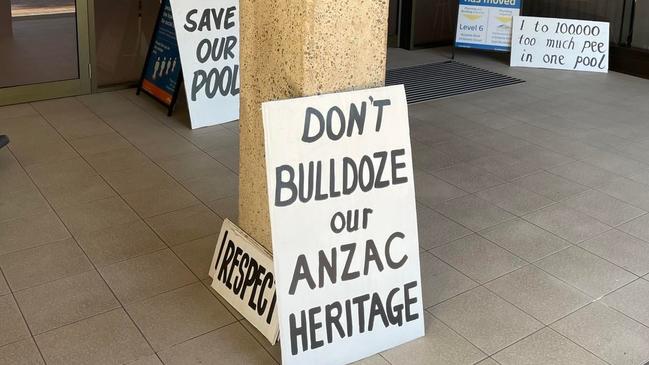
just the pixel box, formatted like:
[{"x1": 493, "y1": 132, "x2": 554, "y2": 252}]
[{"x1": 455, "y1": 0, "x2": 522, "y2": 51}]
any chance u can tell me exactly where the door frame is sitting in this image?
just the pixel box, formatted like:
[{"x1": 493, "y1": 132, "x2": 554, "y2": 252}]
[{"x1": 0, "y1": 0, "x2": 92, "y2": 106}]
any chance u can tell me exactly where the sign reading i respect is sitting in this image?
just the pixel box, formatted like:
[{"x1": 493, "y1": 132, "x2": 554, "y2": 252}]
[
  {"x1": 511, "y1": 16, "x2": 610, "y2": 73},
  {"x1": 262, "y1": 85, "x2": 424, "y2": 365},
  {"x1": 169, "y1": 0, "x2": 240, "y2": 128}
]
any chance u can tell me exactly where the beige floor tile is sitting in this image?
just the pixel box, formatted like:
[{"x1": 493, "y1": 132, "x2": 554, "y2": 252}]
[
  {"x1": 99, "y1": 249, "x2": 197, "y2": 303},
  {"x1": 434, "y1": 195, "x2": 515, "y2": 232},
  {"x1": 486, "y1": 266, "x2": 591, "y2": 325},
  {"x1": 101, "y1": 164, "x2": 178, "y2": 195},
  {"x1": 0, "y1": 210, "x2": 70, "y2": 256},
  {"x1": 0, "y1": 294, "x2": 30, "y2": 347},
  {"x1": 476, "y1": 183, "x2": 554, "y2": 216},
  {"x1": 239, "y1": 319, "x2": 281, "y2": 362},
  {"x1": 85, "y1": 147, "x2": 152, "y2": 173},
  {"x1": 57, "y1": 197, "x2": 138, "y2": 236},
  {"x1": 0, "y1": 338, "x2": 45, "y2": 365},
  {"x1": 202, "y1": 279, "x2": 244, "y2": 321},
  {"x1": 15, "y1": 271, "x2": 120, "y2": 334},
  {"x1": 432, "y1": 163, "x2": 505, "y2": 194},
  {"x1": 0, "y1": 186, "x2": 50, "y2": 223},
  {"x1": 603, "y1": 278, "x2": 649, "y2": 327},
  {"x1": 514, "y1": 172, "x2": 589, "y2": 201},
  {"x1": 122, "y1": 184, "x2": 198, "y2": 218},
  {"x1": 0, "y1": 104, "x2": 38, "y2": 120},
  {"x1": 479, "y1": 219, "x2": 571, "y2": 262},
  {"x1": 69, "y1": 132, "x2": 131, "y2": 156},
  {"x1": 25, "y1": 157, "x2": 98, "y2": 186},
  {"x1": 523, "y1": 205, "x2": 610, "y2": 244},
  {"x1": 35, "y1": 309, "x2": 153, "y2": 365},
  {"x1": 536, "y1": 246, "x2": 637, "y2": 298},
  {"x1": 75, "y1": 220, "x2": 166, "y2": 267},
  {"x1": 0, "y1": 238, "x2": 92, "y2": 291},
  {"x1": 137, "y1": 138, "x2": 202, "y2": 161},
  {"x1": 157, "y1": 323, "x2": 277, "y2": 365},
  {"x1": 206, "y1": 195, "x2": 239, "y2": 222},
  {"x1": 11, "y1": 138, "x2": 79, "y2": 167},
  {"x1": 124, "y1": 354, "x2": 163, "y2": 365},
  {"x1": 146, "y1": 204, "x2": 221, "y2": 246},
  {"x1": 431, "y1": 287, "x2": 543, "y2": 355},
  {"x1": 0, "y1": 272, "x2": 8, "y2": 296},
  {"x1": 158, "y1": 152, "x2": 232, "y2": 182},
  {"x1": 414, "y1": 170, "x2": 468, "y2": 208},
  {"x1": 172, "y1": 235, "x2": 218, "y2": 280},
  {"x1": 493, "y1": 328, "x2": 606, "y2": 365},
  {"x1": 52, "y1": 115, "x2": 115, "y2": 140},
  {"x1": 126, "y1": 283, "x2": 235, "y2": 351},
  {"x1": 182, "y1": 172, "x2": 239, "y2": 203},
  {"x1": 381, "y1": 313, "x2": 486, "y2": 365},
  {"x1": 420, "y1": 252, "x2": 478, "y2": 308},
  {"x1": 562, "y1": 190, "x2": 646, "y2": 226},
  {"x1": 417, "y1": 204, "x2": 472, "y2": 250},
  {"x1": 580, "y1": 229, "x2": 649, "y2": 276},
  {"x1": 40, "y1": 174, "x2": 116, "y2": 209},
  {"x1": 431, "y1": 235, "x2": 526, "y2": 283},
  {"x1": 552, "y1": 303, "x2": 649, "y2": 365},
  {"x1": 0, "y1": 163, "x2": 34, "y2": 195}
]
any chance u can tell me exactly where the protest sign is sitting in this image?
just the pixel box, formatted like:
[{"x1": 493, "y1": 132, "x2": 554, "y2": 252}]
[
  {"x1": 169, "y1": 0, "x2": 240, "y2": 128},
  {"x1": 511, "y1": 16, "x2": 610, "y2": 73},
  {"x1": 262, "y1": 85, "x2": 424, "y2": 365},
  {"x1": 455, "y1": 0, "x2": 521, "y2": 52}
]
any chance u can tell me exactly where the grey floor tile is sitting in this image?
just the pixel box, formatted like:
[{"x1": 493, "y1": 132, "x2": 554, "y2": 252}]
[
  {"x1": 0, "y1": 294, "x2": 30, "y2": 347},
  {"x1": 486, "y1": 266, "x2": 591, "y2": 325},
  {"x1": 597, "y1": 177, "x2": 649, "y2": 211},
  {"x1": 420, "y1": 252, "x2": 478, "y2": 308},
  {"x1": 0, "y1": 186, "x2": 50, "y2": 223},
  {"x1": 514, "y1": 172, "x2": 589, "y2": 201},
  {"x1": 414, "y1": 170, "x2": 468, "y2": 208},
  {"x1": 40, "y1": 174, "x2": 116, "y2": 210},
  {"x1": 126, "y1": 283, "x2": 235, "y2": 351},
  {"x1": 434, "y1": 195, "x2": 515, "y2": 232},
  {"x1": 171, "y1": 235, "x2": 218, "y2": 280},
  {"x1": 381, "y1": 312, "x2": 486, "y2": 365},
  {"x1": 431, "y1": 287, "x2": 543, "y2": 355},
  {"x1": 0, "y1": 272, "x2": 8, "y2": 296},
  {"x1": 182, "y1": 173, "x2": 240, "y2": 203},
  {"x1": 603, "y1": 278, "x2": 649, "y2": 327},
  {"x1": 470, "y1": 153, "x2": 540, "y2": 181},
  {"x1": 432, "y1": 138, "x2": 498, "y2": 163},
  {"x1": 99, "y1": 249, "x2": 197, "y2": 303},
  {"x1": 480, "y1": 219, "x2": 571, "y2": 262},
  {"x1": 0, "y1": 338, "x2": 45, "y2": 365},
  {"x1": 0, "y1": 211, "x2": 71, "y2": 256},
  {"x1": 562, "y1": 190, "x2": 646, "y2": 226},
  {"x1": 618, "y1": 214, "x2": 649, "y2": 242},
  {"x1": 124, "y1": 355, "x2": 163, "y2": 365},
  {"x1": 493, "y1": 328, "x2": 606, "y2": 365},
  {"x1": 158, "y1": 152, "x2": 232, "y2": 183},
  {"x1": 75, "y1": 220, "x2": 165, "y2": 267},
  {"x1": 464, "y1": 130, "x2": 532, "y2": 153},
  {"x1": 15, "y1": 271, "x2": 120, "y2": 335},
  {"x1": 552, "y1": 303, "x2": 649, "y2": 365},
  {"x1": 85, "y1": 147, "x2": 152, "y2": 174},
  {"x1": 508, "y1": 145, "x2": 574, "y2": 170},
  {"x1": 548, "y1": 161, "x2": 620, "y2": 188},
  {"x1": 431, "y1": 235, "x2": 526, "y2": 283},
  {"x1": 476, "y1": 183, "x2": 554, "y2": 216},
  {"x1": 536, "y1": 246, "x2": 637, "y2": 297},
  {"x1": 417, "y1": 204, "x2": 472, "y2": 250},
  {"x1": 474, "y1": 358, "x2": 500, "y2": 365},
  {"x1": 35, "y1": 309, "x2": 153, "y2": 365},
  {"x1": 431, "y1": 163, "x2": 505, "y2": 193},
  {"x1": 206, "y1": 196, "x2": 239, "y2": 222},
  {"x1": 0, "y1": 238, "x2": 93, "y2": 291},
  {"x1": 101, "y1": 164, "x2": 178, "y2": 196},
  {"x1": 580, "y1": 230, "x2": 649, "y2": 276},
  {"x1": 524, "y1": 205, "x2": 610, "y2": 244},
  {"x1": 145, "y1": 204, "x2": 222, "y2": 246},
  {"x1": 121, "y1": 184, "x2": 198, "y2": 218},
  {"x1": 157, "y1": 323, "x2": 277, "y2": 365},
  {"x1": 57, "y1": 197, "x2": 138, "y2": 236}
]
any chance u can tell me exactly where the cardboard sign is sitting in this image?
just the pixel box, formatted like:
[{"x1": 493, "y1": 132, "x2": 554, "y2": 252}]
[
  {"x1": 169, "y1": 0, "x2": 240, "y2": 128},
  {"x1": 455, "y1": 0, "x2": 521, "y2": 52},
  {"x1": 511, "y1": 16, "x2": 610, "y2": 73},
  {"x1": 139, "y1": 0, "x2": 182, "y2": 110},
  {"x1": 262, "y1": 85, "x2": 424, "y2": 365},
  {"x1": 209, "y1": 219, "x2": 279, "y2": 344}
]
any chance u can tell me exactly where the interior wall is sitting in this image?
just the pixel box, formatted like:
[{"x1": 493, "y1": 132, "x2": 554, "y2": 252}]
[
  {"x1": 412, "y1": 0, "x2": 457, "y2": 47},
  {"x1": 632, "y1": 1, "x2": 649, "y2": 50}
]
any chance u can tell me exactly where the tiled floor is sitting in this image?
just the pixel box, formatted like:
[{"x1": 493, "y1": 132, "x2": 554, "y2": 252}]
[{"x1": 2, "y1": 47, "x2": 649, "y2": 364}]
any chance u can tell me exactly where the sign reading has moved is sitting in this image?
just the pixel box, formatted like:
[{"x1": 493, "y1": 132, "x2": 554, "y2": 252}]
[
  {"x1": 511, "y1": 16, "x2": 610, "y2": 73},
  {"x1": 209, "y1": 219, "x2": 279, "y2": 344},
  {"x1": 170, "y1": 0, "x2": 240, "y2": 128},
  {"x1": 455, "y1": 0, "x2": 521, "y2": 52},
  {"x1": 262, "y1": 85, "x2": 424, "y2": 365}
]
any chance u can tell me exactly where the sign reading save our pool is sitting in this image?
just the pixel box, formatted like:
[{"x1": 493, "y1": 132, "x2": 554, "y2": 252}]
[
  {"x1": 262, "y1": 85, "x2": 424, "y2": 365},
  {"x1": 511, "y1": 16, "x2": 610, "y2": 73},
  {"x1": 169, "y1": 0, "x2": 240, "y2": 128},
  {"x1": 208, "y1": 219, "x2": 279, "y2": 344},
  {"x1": 455, "y1": 0, "x2": 521, "y2": 52}
]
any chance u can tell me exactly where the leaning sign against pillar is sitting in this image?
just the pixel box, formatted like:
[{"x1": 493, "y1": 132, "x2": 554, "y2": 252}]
[
  {"x1": 262, "y1": 85, "x2": 424, "y2": 365},
  {"x1": 169, "y1": 0, "x2": 240, "y2": 128}
]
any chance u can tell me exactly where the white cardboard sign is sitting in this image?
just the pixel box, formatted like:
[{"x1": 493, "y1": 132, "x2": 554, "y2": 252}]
[
  {"x1": 262, "y1": 85, "x2": 425, "y2": 365},
  {"x1": 169, "y1": 0, "x2": 240, "y2": 128},
  {"x1": 209, "y1": 219, "x2": 279, "y2": 344},
  {"x1": 511, "y1": 16, "x2": 610, "y2": 73}
]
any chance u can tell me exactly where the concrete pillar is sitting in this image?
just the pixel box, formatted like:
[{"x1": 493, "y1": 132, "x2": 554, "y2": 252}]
[
  {"x1": 0, "y1": 0, "x2": 12, "y2": 38},
  {"x1": 239, "y1": 0, "x2": 389, "y2": 249}
]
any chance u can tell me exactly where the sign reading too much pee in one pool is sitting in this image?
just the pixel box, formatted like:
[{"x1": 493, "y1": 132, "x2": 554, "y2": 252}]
[{"x1": 262, "y1": 85, "x2": 424, "y2": 365}]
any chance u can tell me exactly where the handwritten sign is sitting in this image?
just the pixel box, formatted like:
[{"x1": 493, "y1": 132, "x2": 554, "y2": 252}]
[
  {"x1": 262, "y1": 85, "x2": 424, "y2": 365},
  {"x1": 455, "y1": 0, "x2": 521, "y2": 52},
  {"x1": 169, "y1": 0, "x2": 240, "y2": 128},
  {"x1": 511, "y1": 16, "x2": 610, "y2": 73},
  {"x1": 209, "y1": 219, "x2": 279, "y2": 344}
]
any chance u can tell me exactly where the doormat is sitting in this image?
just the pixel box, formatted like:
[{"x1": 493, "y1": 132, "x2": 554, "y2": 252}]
[{"x1": 386, "y1": 61, "x2": 525, "y2": 104}]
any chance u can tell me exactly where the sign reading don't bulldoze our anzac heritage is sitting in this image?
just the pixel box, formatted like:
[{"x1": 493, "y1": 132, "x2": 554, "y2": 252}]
[
  {"x1": 170, "y1": 0, "x2": 240, "y2": 128},
  {"x1": 262, "y1": 85, "x2": 425, "y2": 365},
  {"x1": 511, "y1": 16, "x2": 610, "y2": 73}
]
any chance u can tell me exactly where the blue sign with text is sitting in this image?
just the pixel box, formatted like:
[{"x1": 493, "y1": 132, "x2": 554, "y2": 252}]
[{"x1": 455, "y1": 0, "x2": 522, "y2": 52}]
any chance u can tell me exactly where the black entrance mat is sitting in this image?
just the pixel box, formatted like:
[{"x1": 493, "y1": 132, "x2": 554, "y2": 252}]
[{"x1": 386, "y1": 61, "x2": 525, "y2": 104}]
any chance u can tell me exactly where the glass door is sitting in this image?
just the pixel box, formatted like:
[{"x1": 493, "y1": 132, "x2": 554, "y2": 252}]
[{"x1": 0, "y1": 0, "x2": 91, "y2": 105}]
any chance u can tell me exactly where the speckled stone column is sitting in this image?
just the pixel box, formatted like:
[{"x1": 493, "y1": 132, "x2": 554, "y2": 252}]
[{"x1": 238, "y1": 0, "x2": 389, "y2": 249}]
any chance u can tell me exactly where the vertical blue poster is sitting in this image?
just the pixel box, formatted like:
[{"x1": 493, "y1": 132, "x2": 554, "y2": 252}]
[{"x1": 141, "y1": 0, "x2": 181, "y2": 106}]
